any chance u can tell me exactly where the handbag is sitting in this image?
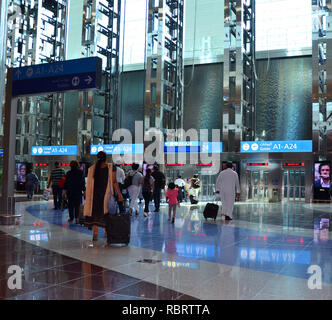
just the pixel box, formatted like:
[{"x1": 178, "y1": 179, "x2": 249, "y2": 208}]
[
  {"x1": 108, "y1": 192, "x2": 119, "y2": 214},
  {"x1": 43, "y1": 188, "x2": 51, "y2": 201}
]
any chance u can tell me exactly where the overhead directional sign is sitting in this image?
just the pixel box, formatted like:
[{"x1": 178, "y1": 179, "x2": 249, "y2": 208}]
[
  {"x1": 12, "y1": 57, "x2": 102, "y2": 96},
  {"x1": 240, "y1": 140, "x2": 312, "y2": 153},
  {"x1": 90, "y1": 144, "x2": 144, "y2": 155},
  {"x1": 164, "y1": 141, "x2": 223, "y2": 153},
  {"x1": 31, "y1": 145, "x2": 78, "y2": 156}
]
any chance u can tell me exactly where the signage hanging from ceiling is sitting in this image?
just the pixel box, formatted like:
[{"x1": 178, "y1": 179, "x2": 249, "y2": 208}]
[
  {"x1": 31, "y1": 145, "x2": 78, "y2": 156},
  {"x1": 164, "y1": 141, "x2": 223, "y2": 153},
  {"x1": 240, "y1": 140, "x2": 312, "y2": 153},
  {"x1": 12, "y1": 57, "x2": 102, "y2": 96},
  {"x1": 90, "y1": 143, "x2": 144, "y2": 155}
]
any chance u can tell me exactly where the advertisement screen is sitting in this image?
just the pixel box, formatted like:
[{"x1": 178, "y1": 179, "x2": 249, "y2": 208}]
[
  {"x1": 16, "y1": 163, "x2": 27, "y2": 191},
  {"x1": 17, "y1": 163, "x2": 27, "y2": 183},
  {"x1": 313, "y1": 162, "x2": 331, "y2": 200}
]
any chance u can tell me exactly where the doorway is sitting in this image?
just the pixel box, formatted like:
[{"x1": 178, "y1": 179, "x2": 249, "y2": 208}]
[
  {"x1": 247, "y1": 170, "x2": 269, "y2": 201},
  {"x1": 283, "y1": 168, "x2": 305, "y2": 201}
]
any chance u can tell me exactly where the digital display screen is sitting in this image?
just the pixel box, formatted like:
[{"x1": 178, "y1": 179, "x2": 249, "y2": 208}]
[
  {"x1": 17, "y1": 163, "x2": 27, "y2": 183},
  {"x1": 283, "y1": 162, "x2": 304, "y2": 167},
  {"x1": 313, "y1": 162, "x2": 331, "y2": 200},
  {"x1": 247, "y1": 162, "x2": 268, "y2": 166}
]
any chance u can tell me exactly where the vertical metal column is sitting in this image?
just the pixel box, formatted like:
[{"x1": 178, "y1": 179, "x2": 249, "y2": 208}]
[
  {"x1": 223, "y1": 0, "x2": 256, "y2": 152},
  {"x1": 144, "y1": 0, "x2": 184, "y2": 133},
  {"x1": 79, "y1": 0, "x2": 121, "y2": 157},
  {"x1": 0, "y1": 0, "x2": 7, "y2": 141},
  {"x1": 5, "y1": 0, "x2": 67, "y2": 162},
  {"x1": 312, "y1": 0, "x2": 332, "y2": 154}
]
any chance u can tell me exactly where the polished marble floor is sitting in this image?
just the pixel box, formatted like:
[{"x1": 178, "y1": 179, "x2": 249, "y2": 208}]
[{"x1": 1, "y1": 198, "x2": 332, "y2": 300}]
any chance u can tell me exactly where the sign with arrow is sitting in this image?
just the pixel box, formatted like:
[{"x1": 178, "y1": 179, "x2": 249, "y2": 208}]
[{"x1": 12, "y1": 57, "x2": 102, "y2": 96}]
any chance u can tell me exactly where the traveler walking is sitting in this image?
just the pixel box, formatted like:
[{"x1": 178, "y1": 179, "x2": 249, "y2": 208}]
[
  {"x1": 126, "y1": 163, "x2": 143, "y2": 216},
  {"x1": 114, "y1": 164, "x2": 126, "y2": 213},
  {"x1": 138, "y1": 168, "x2": 144, "y2": 204},
  {"x1": 174, "y1": 175, "x2": 186, "y2": 202},
  {"x1": 26, "y1": 167, "x2": 40, "y2": 200},
  {"x1": 84, "y1": 151, "x2": 123, "y2": 241},
  {"x1": 142, "y1": 168, "x2": 155, "y2": 217},
  {"x1": 63, "y1": 160, "x2": 86, "y2": 224},
  {"x1": 189, "y1": 174, "x2": 201, "y2": 200},
  {"x1": 215, "y1": 161, "x2": 240, "y2": 220},
  {"x1": 166, "y1": 182, "x2": 180, "y2": 223},
  {"x1": 151, "y1": 165, "x2": 166, "y2": 212},
  {"x1": 47, "y1": 161, "x2": 66, "y2": 210}
]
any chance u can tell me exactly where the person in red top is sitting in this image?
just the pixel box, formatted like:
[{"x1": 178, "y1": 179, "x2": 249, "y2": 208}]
[{"x1": 166, "y1": 182, "x2": 180, "y2": 223}]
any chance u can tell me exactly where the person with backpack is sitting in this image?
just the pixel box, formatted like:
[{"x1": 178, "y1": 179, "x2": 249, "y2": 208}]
[
  {"x1": 174, "y1": 175, "x2": 186, "y2": 202},
  {"x1": 142, "y1": 168, "x2": 155, "y2": 217},
  {"x1": 125, "y1": 163, "x2": 143, "y2": 216},
  {"x1": 151, "y1": 164, "x2": 166, "y2": 212},
  {"x1": 47, "y1": 161, "x2": 66, "y2": 210},
  {"x1": 114, "y1": 164, "x2": 126, "y2": 213},
  {"x1": 190, "y1": 174, "x2": 201, "y2": 202},
  {"x1": 26, "y1": 167, "x2": 40, "y2": 200}
]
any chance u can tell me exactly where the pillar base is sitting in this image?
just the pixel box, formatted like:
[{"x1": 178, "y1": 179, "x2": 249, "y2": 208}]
[
  {"x1": 0, "y1": 214, "x2": 21, "y2": 225},
  {"x1": 0, "y1": 196, "x2": 17, "y2": 224}
]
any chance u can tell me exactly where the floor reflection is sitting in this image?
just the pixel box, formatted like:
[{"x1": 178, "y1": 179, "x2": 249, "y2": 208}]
[{"x1": 21, "y1": 200, "x2": 332, "y2": 284}]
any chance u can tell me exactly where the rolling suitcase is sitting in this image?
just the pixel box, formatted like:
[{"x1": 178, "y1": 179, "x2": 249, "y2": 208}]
[
  {"x1": 105, "y1": 213, "x2": 131, "y2": 245},
  {"x1": 203, "y1": 202, "x2": 219, "y2": 220}
]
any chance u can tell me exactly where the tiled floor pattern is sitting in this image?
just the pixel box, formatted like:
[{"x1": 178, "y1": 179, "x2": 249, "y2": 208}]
[
  {"x1": 1, "y1": 200, "x2": 332, "y2": 299},
  {"x1": 0, "y1": 230, "x2": 196, "y2": 300}
]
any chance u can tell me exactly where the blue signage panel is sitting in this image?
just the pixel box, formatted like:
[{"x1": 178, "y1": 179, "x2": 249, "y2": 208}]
[
  {"x1": 12, "y1": 57, "x2": 102, "y2": 96},
  {"x1": 31, "y1": 145, "x2": 78, "y2": 156},
  {"x1": 240, "y1": 140, "x2": 312, "y2": 153},
  {"x1": 164, "y1": 141, "x2": 223, "y2": 153},
  {"x1": 90, "y1": 144, "x2": 144, "y2": 155},
  {"x1": 0, "y1": 149, "x2": 3, "y2": 155}
]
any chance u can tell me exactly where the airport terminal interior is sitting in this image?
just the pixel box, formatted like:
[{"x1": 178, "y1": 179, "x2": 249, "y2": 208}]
[{"x1": 0, "y1": 0, "x2": 332, "y2": 300}]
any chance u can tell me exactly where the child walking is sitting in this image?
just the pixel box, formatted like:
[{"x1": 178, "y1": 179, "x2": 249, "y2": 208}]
[{"x1": 166, "y1": 182, "x2": 180, "y2": 223}]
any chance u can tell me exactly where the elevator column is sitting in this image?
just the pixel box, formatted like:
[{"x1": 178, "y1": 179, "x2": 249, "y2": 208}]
[
  {"x1": 223, "y1": 0, "x2": 256, "y2": 152},
  {"x1": 144, "y1": 0, "x2": 184, "y2": 133},
  {"x1": 79, "y1": 0, "x2": 121, "y2": 157},
  {"x1": 312, "y1": 0, "x2": 332, "y2": 154},
  {"x1": 5, "y1": 0, "x2": 67, "y2": 163},
  {"x1": 0, "y1": 0, "x2": 7, "y2": 130}
]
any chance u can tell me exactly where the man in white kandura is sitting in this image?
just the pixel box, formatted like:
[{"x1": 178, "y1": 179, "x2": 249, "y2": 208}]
[{"x1": 216, "y1": 162, "x2": 240, "y2": 221}]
